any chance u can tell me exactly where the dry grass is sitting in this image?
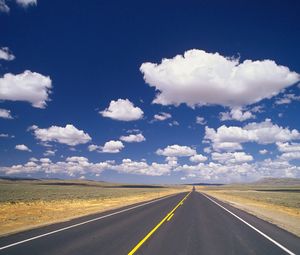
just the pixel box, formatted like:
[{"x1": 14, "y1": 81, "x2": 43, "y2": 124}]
[
  {"x1": 0, "y1": 180, "x2": 188, "y2": 236},
  {"x1": 199, "y1": 185, "x2": 300, "y2": 237}
]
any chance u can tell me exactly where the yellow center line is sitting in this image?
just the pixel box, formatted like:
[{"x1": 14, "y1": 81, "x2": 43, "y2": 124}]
[
  {"x1": 127, "y1": 191, "x2": 191, "y2": 255},
  {"x1": 167, "y1": 213, "x2": 174, "y2": 222}
]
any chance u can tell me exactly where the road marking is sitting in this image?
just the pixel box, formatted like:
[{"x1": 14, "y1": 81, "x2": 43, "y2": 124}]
[
  {"x1": 0, "y1": 193, "x2": 182, "y2": 251},
  {"x1": 201, "y1": 193, "x2": 296, "y2": 255},
  {"x1": 167, "y1": 213, "x2": 174, "y2": 221},
  {"x1": 128, "y1": 191, "x2": 191, "y2": 255}
]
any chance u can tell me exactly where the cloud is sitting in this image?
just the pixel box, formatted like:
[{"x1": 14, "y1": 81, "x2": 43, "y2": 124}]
[
  {"x1": 189, "y1": 154, "x2": 207, "y2": 163},
  {"x1": 153, "y1": 112, "x2": 172, "y2": 121},
  {"x1": 0, "y1": 0, "x2": 36, "y2": 12},
  {"x1": 205, "y1": 119, "x2": 300, "y2": 152},
  {"x1": 156, "y1": 144, "x2": 196, "y2": 157},
  {"x1": 120, "y1": 133, "x2": 145, "y2": 143},
  {"x1": 140, "y1": 49, "x2": 299, "y2": 108},
  {"x1": 100, "y1": 99, "x2": 143, "y2": 121},
  {"x1": 0, "y1": 0, "x2": 9, "y2": 12},
  {"x1": 111, "y1": 158, "x2": 171, "y2": 176},
  {"x1": 30, "y1": 124, "x2": 91, "y2": 146},
  {"x1": 0, "y1": 157, "x2": 112, "y2": 176},
  {"x1": 168, "y1": 120, "x2": 179, "y2": 127},
  {"x1": 0, "y1": 133, "x2": 9, "y2": 138},
  {"x1": 102, "y1": 140, "x2": 124, "y2": 153},
  {"x1": 220, "y1": 107, "x2": 255, "y2": 122},
  {"x1": 43, "y1": 149, "x2": 56, "y2": 156},
  {"x1": 196, "y1": 116, "x2": 206, "y2": 125},
  {"x1": 0, "y1": 47, "x2": 15, "y2": 61},
  {"x1": 211, "y1": 152, "x2": 253, "y2": 164},
  {"x1": 15, "y1": 144, "x2": 31, "y2": 152},
  {"x1": 277, "y1": 142, "x2": 300, "y2": 153},
  {"x1": 259, "y1": 149, "x2": 268, "y2": 155},
  {"x1": 0, "y1": 108, "x2": 13, "y2": 119},
  {"x1": 0, "y1": 71, "x2": 52, "y2": 108},
  {"x1": 275, "y1": 93, "x2": 300, "y2": 105},
  {"x1": 16, "y1": 0, "x2": 37, "y2": 7},
  {"x1": 89, "y1": 140, "x2": 125, "y2": 153}
]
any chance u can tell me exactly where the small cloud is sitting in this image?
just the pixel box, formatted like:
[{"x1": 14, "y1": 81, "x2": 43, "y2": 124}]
[
  {"x1": 89, "y1": 140, "x2": 124, "y2": 153},
  {"x1": 196, "y1": 116, "x2": 206, "y2": 125},
  {"x1": 15, "y1": 144, "x2": 31, "y2": 152},
  {"x1": 153, "y1": 112, "x2": 172, "y2": 121},
  {"x1": 100, "y1": 99, "x2": 143, "y2": 121},
  {"x1": 0, "y1": 47, "x2": 15, "y2": 61},
  {"x1": 120, "y1": 133, "x2": 145, "y2": 143},
  {"x1": 259, "y1": 149, "x2": 268, "y2": 155},
  {"x1": 0, "y1": 108, "x2": 13, "y2": 119}
]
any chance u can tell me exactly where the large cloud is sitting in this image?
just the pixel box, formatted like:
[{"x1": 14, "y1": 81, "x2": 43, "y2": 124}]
[
  {"x1": 0, "y1": 71, "x2": 52, "y2": 108},
  {"x1": 30, "y1": 124, "x2": 91, "y2": 146},
  {"x1": 140, "y1": 49, "x2": 299, "y2": 108},
  {"x1": 156, "y1": 144, "x2": 196, "y2": 157},
  {"x1": 205, "y1": 119, "x2": 300, "y2": 151},
  {"x1": 100, "y1": 99, "x2": 143, "y2": 121}
]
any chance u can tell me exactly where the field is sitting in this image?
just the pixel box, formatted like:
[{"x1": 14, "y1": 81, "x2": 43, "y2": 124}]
[
  {"x1": 199, "y1": 178, "x2": 300, "y2": 237},
  {"x1": 0, "y1": 179, "x2": 188, "y2": 236}
]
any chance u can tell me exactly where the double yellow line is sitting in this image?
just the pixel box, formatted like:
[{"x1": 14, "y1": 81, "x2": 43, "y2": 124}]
[{"x1": 128, "y1": 191, "x2": 191, "y2": 255}]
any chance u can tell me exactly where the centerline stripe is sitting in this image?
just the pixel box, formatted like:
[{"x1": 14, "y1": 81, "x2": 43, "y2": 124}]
[
  {"x1": 201, "y1": 193, "x2": 296, "y2": 255},
  {"x1": 0, "y1": 192, "x2": 182, "y2": 251},
  {"x1": 128, "y1": 191, "x2": 191, "y2": 255}
]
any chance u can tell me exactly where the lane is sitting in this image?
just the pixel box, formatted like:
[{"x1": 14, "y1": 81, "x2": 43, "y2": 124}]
[
  {"x1": 138, "y1": 191, "x2": 300, "y2": 255},
  {"x1": 0, "y1": 192, "x2": 188, "y2": 255}
]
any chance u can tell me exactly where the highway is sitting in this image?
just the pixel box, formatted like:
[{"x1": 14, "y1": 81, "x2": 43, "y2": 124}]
[{"x1": 0, "y1": 191, "x2": 299, "y2": 255}]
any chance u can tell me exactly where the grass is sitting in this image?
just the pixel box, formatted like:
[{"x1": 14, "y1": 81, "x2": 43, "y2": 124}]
[{"x1": 0, "y1": 179, "x2": 188, "y2": 236}]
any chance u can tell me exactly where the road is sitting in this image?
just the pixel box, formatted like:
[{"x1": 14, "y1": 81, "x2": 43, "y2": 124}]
[{"x1": 0, "y1": 191, "x2": 299, "y2": 255}]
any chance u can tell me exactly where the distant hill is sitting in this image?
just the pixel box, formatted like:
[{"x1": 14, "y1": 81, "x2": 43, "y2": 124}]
[
  {"x1": 188, "y1": 183, "x2": 224, "y2": 186},
  {"x1": 252, "y1": 177, "x2": 300, "y2": 186}
]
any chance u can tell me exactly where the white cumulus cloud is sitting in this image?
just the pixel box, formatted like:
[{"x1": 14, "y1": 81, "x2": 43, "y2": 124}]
[
  {"x1": 156, "y1": 144, "x2": 196, "y2": 157},
  {"x1": 140, "y1": 49, "x2": 299, "y2": 108},
  {"x1": 120, "y1": 133, "x2": 145, "y2": 143},
  {"x1": 211, "y1": 152, "x2": 253, "y2": 164},
  {"x1": 205, "y1": 119, "x2": 300, "y2": 152},
  {"x1": 15, "y1": 144, "x2": 31, "y2": 152},
  {"x1": 189, "y1": 154, "x2": 208, "y2": 163},
  {"x1": 0, "y1": 70, "x2": 52, "y2": 108},
  {"x1": 220, "y1": 107, "x2": 255, "y2": 122},
  {"x1": 102, "y1": 140, "x2": 124, "y2": 153},
  {"x1": 100, "y1": 99, "x2": 143, "y2": 121},
  {"x1": 30, "y1": 124, "x2": 91, "y2": 146}
]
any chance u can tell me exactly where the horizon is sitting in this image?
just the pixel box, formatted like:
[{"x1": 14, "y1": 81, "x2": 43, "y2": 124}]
[{"x1": 1, "y1": 0, "x2": 300, "y2": 184}]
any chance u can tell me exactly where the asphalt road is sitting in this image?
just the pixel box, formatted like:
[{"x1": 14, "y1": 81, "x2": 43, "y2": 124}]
[{"x1": 0, "y1": 191, "x2": 299, "y2": 255}]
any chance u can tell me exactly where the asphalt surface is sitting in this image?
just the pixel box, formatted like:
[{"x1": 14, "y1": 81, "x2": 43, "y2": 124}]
[{"x1": 0, "y1": 191, "x2": 299, "y2": 255}]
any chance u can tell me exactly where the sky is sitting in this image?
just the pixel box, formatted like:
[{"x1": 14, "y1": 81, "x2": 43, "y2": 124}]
[{"x1": 0, "y1": 0, "x2": 300, "y2": 184}]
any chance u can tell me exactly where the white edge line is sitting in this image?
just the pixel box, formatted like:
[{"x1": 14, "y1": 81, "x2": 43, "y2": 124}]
[
  {"x1": 201, "y1": 193, "x2": 296, "y2": 255},
  {"x1": 0, "y1": 192, "x2": 181, "y2": 251}
]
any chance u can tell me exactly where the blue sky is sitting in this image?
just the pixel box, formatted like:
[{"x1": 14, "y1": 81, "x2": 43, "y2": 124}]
[{"x1": 0, "y1": 0, "x2": 300, "y2": 183}]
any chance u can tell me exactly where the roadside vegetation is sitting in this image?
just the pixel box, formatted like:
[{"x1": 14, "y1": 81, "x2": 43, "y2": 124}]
[{"x1": 0, "y1": 179, "x2": 188, "y2": 236}]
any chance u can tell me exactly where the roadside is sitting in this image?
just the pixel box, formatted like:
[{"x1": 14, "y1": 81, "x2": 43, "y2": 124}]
[
  {"x1": 199, "y1": 186, "x2": 300, "y2": 237},
  {"x1": 0, "y1": 180, "x2": 188, "y2": 236}
]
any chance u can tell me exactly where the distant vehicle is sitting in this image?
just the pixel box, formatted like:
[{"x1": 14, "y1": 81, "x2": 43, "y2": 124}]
[{"x1": 192, "y1": 186, "x2": 196, "y2": 191}]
